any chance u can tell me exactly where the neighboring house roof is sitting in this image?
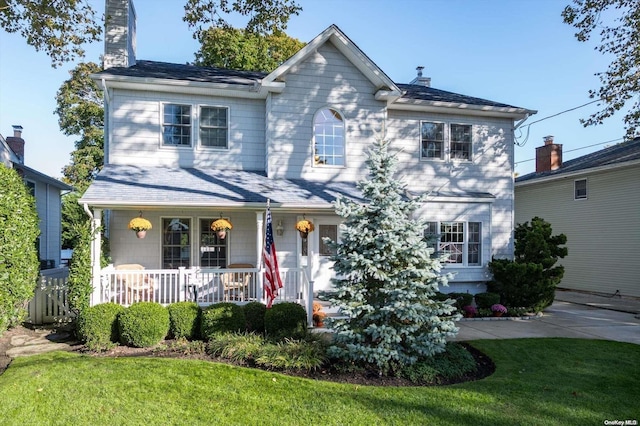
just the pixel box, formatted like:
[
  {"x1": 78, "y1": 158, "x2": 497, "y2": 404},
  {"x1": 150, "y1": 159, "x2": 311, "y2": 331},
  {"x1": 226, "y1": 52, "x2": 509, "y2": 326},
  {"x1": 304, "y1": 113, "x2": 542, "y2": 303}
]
[
  {"x1": 93, "y1": 25, "x2": 534, "y2": 119},
  {"x1": 15, "y1": 163, "x2": 73, "y2": 191},
  {"x1": 516, "y1": 137, "x2": 640, "y2": 184},
  {"x1": 0, "y1": 133, "x2": 20, "y2": 165}
]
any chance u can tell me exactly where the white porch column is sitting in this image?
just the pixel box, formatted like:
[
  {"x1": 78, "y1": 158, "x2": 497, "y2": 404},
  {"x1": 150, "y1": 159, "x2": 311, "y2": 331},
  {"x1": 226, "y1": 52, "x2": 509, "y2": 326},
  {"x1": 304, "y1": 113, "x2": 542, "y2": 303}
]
[
  {"x1": 256, "y1": 211, "x2": 264, "y2": 303},
  {"x1": 90, "y1": 207, "x2": 102, "y2": 306}
]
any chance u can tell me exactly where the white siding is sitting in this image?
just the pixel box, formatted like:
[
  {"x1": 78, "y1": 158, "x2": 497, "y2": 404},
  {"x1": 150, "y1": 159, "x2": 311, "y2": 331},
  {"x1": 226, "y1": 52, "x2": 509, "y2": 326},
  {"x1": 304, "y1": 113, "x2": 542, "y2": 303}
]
[
  {"x1": 267, "y1": 42, "x2": 387, "y2": 181},
  {"x1": 107, "y1": 90, "x2": 265, "y2": 170},
  {"x1": 515, "y1": 164, "x2": 640, "y2": 297}
]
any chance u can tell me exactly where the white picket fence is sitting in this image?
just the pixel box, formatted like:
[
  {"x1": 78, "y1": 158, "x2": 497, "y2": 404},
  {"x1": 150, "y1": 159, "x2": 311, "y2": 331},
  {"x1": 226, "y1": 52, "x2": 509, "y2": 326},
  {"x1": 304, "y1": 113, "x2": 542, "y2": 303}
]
[{"x1": 28, "y1": 268, "x2": 74, "y2": 325}]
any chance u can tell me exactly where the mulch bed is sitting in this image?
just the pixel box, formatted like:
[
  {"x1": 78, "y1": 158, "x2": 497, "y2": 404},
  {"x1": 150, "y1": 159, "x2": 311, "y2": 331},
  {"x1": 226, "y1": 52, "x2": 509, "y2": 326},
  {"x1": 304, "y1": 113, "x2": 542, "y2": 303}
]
[{"x1": 2, "y1": 326, "x2": 496, "y2": 386}]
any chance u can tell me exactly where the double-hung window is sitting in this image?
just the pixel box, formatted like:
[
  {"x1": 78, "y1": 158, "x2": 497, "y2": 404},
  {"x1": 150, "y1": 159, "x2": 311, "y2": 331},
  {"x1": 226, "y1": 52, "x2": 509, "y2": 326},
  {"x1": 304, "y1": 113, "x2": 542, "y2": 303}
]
[
  {"x1": 424, "y1": 221, "x2": 482, "y2": 266},
  {"x1": 450, "y1": 124, "x2": 472, "y2": 160},
  {"x1": 314, "y1": 108, "x2": 345, "y2": 166},
  {"x1": 421, "y1": 122, "x2": 444, "y2": 159},
  {"x1": 163, "y1": 104, "x2": 191, "y2": 146},
  {"x1": 200, "y1": 106, "x2": 228, "y2": 148}
]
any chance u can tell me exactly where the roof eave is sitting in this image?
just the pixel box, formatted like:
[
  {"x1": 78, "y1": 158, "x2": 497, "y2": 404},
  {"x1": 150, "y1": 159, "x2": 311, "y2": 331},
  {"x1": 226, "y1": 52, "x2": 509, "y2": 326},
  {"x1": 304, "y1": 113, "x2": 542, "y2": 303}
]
[
  {"x1": 390, "y1": 99, "x2": 537, "y2": 119},
  {"x1": 93, "y1": 74, "x2": 270, "y2": 99},
  {"x1": 77, "y1": 199, "x2": 336, "y2": 211}
]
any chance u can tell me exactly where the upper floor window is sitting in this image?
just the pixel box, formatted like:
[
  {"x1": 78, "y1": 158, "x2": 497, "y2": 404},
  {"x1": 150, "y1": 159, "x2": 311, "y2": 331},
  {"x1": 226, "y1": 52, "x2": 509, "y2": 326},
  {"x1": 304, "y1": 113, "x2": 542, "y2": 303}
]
[
  {"x1": 314, "y1": 108, "x2": 344, "y2": 166},
  {"x1": 450, "y1": 124, "x2": 472, "y2": 160},
  {"x1": 574, "y1": 179, "x2": 587, "y2": 200},
  {"x1": 200, "y1": 106, "x2": 228, "y2": 148},
  {"x1": 162, "y1": 104, "x2": 191, "y2": 146},
  {"x1": 421, "y1": 122, "x2": 444, "y2": 159},
  {"x1": 25, "y1": 180, "x2": 36, "y2": 197},
  {"x1": 425, "y1": 221, "x2": 482, "y2": 266},
  {"x1": 420, "y1": 122, "x2": 473, "y2": 161}
]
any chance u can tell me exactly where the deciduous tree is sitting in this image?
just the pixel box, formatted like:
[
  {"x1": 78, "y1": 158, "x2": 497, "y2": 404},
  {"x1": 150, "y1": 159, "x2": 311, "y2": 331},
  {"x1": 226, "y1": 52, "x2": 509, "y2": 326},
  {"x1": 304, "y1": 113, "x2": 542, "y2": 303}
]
[
  {"x1": 195, "y1": 27, "x2": 304, "y2": 72},
  {"x1": 562, "y1": 0, "x2": 640, "y2": 137},
  {"x1": 0, "y1": 0, "x2": 101, "y2": 68}
]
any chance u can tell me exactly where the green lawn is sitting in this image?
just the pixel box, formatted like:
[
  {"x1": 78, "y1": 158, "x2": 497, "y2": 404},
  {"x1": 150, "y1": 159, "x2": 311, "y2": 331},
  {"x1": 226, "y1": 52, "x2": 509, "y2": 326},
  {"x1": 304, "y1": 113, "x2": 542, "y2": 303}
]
[{"x1": 0, "y1": 338, "x2": 637, "y2": 425}]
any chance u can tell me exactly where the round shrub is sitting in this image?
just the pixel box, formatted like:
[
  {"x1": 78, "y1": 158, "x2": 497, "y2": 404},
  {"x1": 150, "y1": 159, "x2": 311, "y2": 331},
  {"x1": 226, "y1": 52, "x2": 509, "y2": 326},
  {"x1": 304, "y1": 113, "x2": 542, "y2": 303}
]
[
  {"x1": 118, "y1": 302, "x2": 169, "y2": 348},
  {"x1": 168, "y1": 302, "x2": 201, "y2": 339},
  {"x1": 76, "y1": 303, "x2": 125, "y2": 351},
  {"x1": 264, "y1": 302, "x2": 307, "y2": 340},
  {"x1": 474, "y1": 292, "x2": 501, "y2": 309},
  {"x1": 243, "y1": 301, "x2": 266, "y2": 333},
  {"x1": 200, "y1": 303, "x2": 246, "y2": 340}
]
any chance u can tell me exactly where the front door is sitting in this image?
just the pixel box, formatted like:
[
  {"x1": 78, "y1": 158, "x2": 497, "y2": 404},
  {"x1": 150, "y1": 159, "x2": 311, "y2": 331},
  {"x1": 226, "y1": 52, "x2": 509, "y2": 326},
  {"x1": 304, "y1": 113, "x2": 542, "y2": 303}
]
[{"x1": 309, "y1": 217, "x2": 341, "y2": 292}]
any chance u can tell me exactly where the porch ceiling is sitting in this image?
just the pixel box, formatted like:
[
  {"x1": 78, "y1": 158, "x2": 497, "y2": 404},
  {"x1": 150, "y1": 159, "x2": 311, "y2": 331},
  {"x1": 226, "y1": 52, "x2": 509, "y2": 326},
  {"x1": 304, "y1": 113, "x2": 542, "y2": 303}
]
[{"x1": 79, "y1": 165, "x2": 365, "y2": 210}]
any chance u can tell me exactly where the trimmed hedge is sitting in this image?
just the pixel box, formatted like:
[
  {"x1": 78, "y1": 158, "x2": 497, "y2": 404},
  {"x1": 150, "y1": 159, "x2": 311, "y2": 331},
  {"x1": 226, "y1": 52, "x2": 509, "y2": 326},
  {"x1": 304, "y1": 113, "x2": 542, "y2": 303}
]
[
  {"x1": 200, "y1": 303, "x2": 246, "y2": 340},
  {"x1": 264, "y1": 302, "x2": 307, "y2": 340},
  {"x1": 474, "y1": 292, "x2": 501, "y2": 309},
  {"x1": 243, "y1": 302, "x2": 266, "y2": 333},
  {"x1": 168, "y1": 302, "x2": 201, "y2": 339},
  {"x1": 76, "y1": 303, "x2": 125, "y2": 351},
  {"x1": 118, "y1": 302, "x2": 169, "y2": 348}
]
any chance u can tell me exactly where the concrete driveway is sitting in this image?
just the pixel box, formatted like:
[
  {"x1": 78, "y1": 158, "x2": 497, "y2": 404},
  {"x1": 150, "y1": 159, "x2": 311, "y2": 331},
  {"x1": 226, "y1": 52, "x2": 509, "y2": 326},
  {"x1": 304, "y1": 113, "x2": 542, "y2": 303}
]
[{"x1": 454, "y1": 301, "x2": 640, "y2": 345}]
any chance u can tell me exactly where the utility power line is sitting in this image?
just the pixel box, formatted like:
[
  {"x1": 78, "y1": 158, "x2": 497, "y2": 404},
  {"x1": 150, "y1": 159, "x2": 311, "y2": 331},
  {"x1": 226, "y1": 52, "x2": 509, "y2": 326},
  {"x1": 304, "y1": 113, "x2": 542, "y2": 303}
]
[{"x1": 515, "y1": 137, "x2": 624, "y2": 165}]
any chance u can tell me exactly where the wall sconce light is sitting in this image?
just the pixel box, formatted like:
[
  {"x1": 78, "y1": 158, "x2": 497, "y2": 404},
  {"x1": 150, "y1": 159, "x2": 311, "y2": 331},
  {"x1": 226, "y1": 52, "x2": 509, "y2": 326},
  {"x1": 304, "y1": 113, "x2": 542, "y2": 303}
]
[{"x1": 276, "y1": 219, "x2": 284, "y2": 236}]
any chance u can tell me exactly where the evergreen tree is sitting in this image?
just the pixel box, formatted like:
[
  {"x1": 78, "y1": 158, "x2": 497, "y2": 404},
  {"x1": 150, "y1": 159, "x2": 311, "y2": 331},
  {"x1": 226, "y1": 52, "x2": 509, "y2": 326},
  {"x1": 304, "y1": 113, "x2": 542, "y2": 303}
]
[{"x1": 326, "y1": 139, "x2": 460, "y2": 374}]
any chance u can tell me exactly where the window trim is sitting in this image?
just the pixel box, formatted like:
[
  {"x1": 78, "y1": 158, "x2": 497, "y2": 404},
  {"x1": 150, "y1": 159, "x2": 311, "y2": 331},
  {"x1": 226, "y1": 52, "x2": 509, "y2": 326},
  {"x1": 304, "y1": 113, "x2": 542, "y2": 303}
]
[
  {"x1": 161, "y1": 217, "x2": 192, "y2": 269},
  {"x1": 574, "y1": 178, "x2": 587, "y2": 200},
  {"x1": 449, "y1": 122, "x2": 473, "y2": 162},
  {"x1": 198, "y1": 217, "x2": 230, "y2": 268},
  {"x1": 198, "y1": 105, "x2": 230, "y2": 150},
  {"x1": 420, "y1": 121, "x2": 446, "y2": 161},
  {"x1": 424, "y1": 220, "x2": 483, "y2": 267},
  {"x1": 313, "y1": 107, "x2": 346, "y2": 168},
  {"x1": 161, "y1": 103, "x2": 193, "y2": 148},
  {"x1": 419, "y1": 121, "x2": 474, "y2": 162}
]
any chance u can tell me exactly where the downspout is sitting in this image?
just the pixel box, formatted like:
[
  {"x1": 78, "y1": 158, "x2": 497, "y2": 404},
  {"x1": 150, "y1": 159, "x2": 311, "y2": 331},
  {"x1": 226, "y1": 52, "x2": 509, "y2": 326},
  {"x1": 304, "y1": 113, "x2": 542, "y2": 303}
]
[{"x1": 83, "y1": 203, "x2": 103, "y2": 306}]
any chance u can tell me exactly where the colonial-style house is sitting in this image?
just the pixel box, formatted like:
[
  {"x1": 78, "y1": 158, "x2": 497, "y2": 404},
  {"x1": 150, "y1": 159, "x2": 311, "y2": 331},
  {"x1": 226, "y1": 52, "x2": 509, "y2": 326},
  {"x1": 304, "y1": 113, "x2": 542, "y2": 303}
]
[
  {"x1": 81, "y1": 0, "x2": 535, "y2": 319},
  {"x1": 1, "y1": 126, "x2": 72, "y2": 269},
  {"x1": 515, "y1": 136, "x2": 640, "y2": 298}
]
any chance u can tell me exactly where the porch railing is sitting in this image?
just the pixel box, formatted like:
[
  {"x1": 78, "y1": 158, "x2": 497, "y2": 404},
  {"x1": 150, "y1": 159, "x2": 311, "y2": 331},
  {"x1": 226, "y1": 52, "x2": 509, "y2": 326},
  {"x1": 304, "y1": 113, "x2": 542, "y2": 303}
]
[{"x1": 97, "y1": 266, "x2": 313, "y2": 322}]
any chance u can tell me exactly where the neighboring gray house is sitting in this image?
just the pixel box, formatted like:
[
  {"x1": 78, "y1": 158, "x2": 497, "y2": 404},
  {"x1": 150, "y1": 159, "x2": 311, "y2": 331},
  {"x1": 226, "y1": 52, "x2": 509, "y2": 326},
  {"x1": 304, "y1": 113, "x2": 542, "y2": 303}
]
[
  {"x1": 80, "y1": 0, "x2": 535, "y2": 311},
  {"x1": 1, "y1": 126, "x2": 72, "y2": 269},
  {"x1": 515, "y1": 136, "x2": 640, "y2": 298}
]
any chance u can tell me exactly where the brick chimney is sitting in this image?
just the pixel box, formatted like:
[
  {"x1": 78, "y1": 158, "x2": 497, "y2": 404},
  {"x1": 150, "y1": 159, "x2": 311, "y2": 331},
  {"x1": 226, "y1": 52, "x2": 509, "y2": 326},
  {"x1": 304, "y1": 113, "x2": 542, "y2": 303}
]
[
  {"x1": 6, "y1": 125, "x2": 25, "y2": 164},
  {"x1": 410, "y1": 66, "x2": 431, "y2": 87},
  {"x1": 535, "y1": 135, "x2": 562, "y2": 173},
  {"x1": 104, "y1": 0, "x2": 137, "y2": 69}
]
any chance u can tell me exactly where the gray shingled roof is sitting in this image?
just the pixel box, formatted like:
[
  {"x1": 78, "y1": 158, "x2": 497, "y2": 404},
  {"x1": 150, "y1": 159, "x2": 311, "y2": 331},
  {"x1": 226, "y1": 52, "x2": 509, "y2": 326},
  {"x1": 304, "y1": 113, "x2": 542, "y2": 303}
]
[
  {"x1": 516, "y1": 137, "x2": 640, "y2": 183},
  {"x1": 95, "y1": 60, "x2": 267, "y2": 86},
  {"x1": 397, "y1": 83, "x2": 520, "y2": 108},
  {"x1": 80, "y1": 164, "x2": 494, "y2": 208},
  {"x1": 96, "y1": 60, "x2": 523, "y2": 108},
  {"x1": 79, "y1": 164, "x2": 364, "y2": 208}
]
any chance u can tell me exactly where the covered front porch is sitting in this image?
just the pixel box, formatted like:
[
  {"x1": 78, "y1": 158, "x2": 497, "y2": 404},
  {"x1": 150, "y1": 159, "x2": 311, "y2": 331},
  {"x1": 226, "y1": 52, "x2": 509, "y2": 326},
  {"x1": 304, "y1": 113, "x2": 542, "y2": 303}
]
[{"x1": 79, "y1": 165, "x2": 364, "y2": 325}]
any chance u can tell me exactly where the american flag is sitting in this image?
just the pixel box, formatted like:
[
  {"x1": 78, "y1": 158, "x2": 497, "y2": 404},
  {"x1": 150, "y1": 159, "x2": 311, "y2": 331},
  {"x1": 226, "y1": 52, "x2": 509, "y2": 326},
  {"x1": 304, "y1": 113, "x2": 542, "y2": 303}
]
[{"x1": 263, "y1": 205, "x2": 283, "y2": 308}]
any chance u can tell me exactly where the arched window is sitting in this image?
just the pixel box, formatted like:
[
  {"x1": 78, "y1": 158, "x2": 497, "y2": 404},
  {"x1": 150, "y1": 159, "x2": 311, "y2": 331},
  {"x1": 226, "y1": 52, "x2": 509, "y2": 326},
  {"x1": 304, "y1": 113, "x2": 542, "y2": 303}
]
[{"x1": 314, "y1": 108, "x2": 344, "y2": 166}]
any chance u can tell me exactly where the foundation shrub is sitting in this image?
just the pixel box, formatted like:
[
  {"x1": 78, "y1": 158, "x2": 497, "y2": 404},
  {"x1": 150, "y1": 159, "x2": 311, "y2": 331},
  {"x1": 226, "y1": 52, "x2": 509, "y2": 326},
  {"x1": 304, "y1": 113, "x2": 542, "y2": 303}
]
[
  {"x1": 76, "y1": 303, "x2": 125, "y2": 351},
  {"x1": 264, "y1": 302, "x2": 307, "y2": 340},
  {"x1": 243, "y1": 301, "x2": 266, "y2": 333},
  {"x1": 168, "y1": 302, "x2": 200, "y2": 339},
  {"x1": 200, "y1": 303, "x2": 246, "y2": 340},
  {"x1": 118, "y1": 302, "x2": 169, "y2": 348}
]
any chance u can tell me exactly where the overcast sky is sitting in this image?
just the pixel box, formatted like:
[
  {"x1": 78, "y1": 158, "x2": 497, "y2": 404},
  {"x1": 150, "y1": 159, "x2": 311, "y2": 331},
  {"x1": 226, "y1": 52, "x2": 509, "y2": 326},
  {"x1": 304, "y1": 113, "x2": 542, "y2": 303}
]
[{"x1": 0, "y1": 0, "x2": 627, "y2": 178}]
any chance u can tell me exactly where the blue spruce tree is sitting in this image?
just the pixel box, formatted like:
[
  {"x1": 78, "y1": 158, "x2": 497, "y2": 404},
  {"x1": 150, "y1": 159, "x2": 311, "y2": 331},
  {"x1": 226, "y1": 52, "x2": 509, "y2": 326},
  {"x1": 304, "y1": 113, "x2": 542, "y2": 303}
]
[{"x1": 326, "y1": 139, "x2": 460, "y2": 374}]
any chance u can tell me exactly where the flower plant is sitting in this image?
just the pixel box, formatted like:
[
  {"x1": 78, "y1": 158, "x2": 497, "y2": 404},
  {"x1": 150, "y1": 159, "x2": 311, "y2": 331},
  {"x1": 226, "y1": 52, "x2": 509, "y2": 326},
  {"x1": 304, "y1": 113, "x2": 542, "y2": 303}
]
[
  {"x1": 295, "y1": 219, "x2": 315, "y2": 234},
  {"x1": 128, "y1": 217, "x2": 152, "y2": 232},
  {"x1": 211, "y1": 218, "x2": 233, "y2": 231},
  {"x1": 491, "y1": 303, "x2": 508, "y2": 314},
  {"x1": 463, "y1": 305, "x2": 477, "y2": 315}
]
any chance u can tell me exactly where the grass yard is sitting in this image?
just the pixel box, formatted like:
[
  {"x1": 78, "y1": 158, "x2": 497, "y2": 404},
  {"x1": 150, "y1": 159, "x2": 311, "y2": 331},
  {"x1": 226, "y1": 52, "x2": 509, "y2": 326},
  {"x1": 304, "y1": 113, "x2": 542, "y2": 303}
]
[{"x1": 0, "y1": 338, "x2": 637, "y2": 425}]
